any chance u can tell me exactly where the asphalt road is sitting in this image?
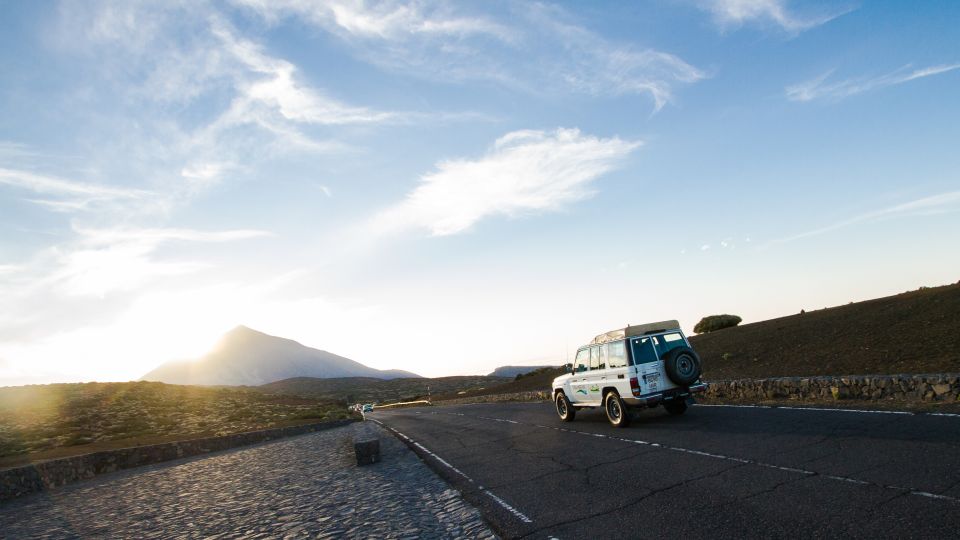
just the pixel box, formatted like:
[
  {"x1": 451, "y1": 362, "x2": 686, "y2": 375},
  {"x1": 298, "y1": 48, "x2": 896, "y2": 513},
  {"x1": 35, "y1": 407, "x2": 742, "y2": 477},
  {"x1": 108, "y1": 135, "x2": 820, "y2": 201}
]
[{"x1": 370, "y1": 402, "x2": 960, "y2": 539}]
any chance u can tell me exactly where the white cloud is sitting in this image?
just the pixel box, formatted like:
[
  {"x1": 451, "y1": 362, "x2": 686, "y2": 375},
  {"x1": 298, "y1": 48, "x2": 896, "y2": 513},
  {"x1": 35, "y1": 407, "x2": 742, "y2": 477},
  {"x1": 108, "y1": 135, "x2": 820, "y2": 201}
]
[
  {"x1": 51, "y1": 227, "x2": 271, "y2": 297},
  {"x1": 787, "y1": 63, "x2": 960, "y2": 102},
  {"x1": 374, "y1": 128, "x2": 640, "y2": 236},
  {"x1": 233, "y1": 0, "x2": 513, "y2": 41},
  {"x1": 0, "y1": 167, "x2": 152, "y2": 212},
  {"x1": 235, "y1": 1, "x2": 704, "y2": 112},
  {"x1": 698, "y1": 0, "x2": 851, "y2": 33},
  {"x1": 209, "y1": 21, "x2": 398, "y2": 127},
  {"x1": 764, "y1": 190, "x2": 960, "y2": 247},
  {"x1": 46, "y1": 2, "x2": 401, "y2": 202}
]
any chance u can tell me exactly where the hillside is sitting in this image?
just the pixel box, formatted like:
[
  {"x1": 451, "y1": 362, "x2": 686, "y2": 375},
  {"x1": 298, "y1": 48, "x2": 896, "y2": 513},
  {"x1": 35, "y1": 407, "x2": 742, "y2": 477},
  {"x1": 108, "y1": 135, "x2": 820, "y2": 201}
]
[
  {"x1": 691, "y1": 282, "x2": 960, "y2": 379},
  {"x1": 487, "y1": 365, "x2": 555, "y2": 378},
  {"x1": 142, "y1": 326, "x2": 419, "y2": 386},
  {"x1": 434, "y1": 366, "x2": 567, "y2": 400},
  {"x1": 0, "y1": 381, "x2": 354, "y2": 467},
  {"x1": 259, "y1": 375, "x2": 509, "y2": 404}
]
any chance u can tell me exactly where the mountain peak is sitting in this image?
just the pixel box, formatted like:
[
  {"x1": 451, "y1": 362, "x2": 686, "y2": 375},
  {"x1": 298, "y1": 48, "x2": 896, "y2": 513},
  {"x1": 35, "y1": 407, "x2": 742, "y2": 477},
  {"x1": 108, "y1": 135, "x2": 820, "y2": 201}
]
[{"x1": 141, "y1": 326, "x2": 421, "y2": 385}]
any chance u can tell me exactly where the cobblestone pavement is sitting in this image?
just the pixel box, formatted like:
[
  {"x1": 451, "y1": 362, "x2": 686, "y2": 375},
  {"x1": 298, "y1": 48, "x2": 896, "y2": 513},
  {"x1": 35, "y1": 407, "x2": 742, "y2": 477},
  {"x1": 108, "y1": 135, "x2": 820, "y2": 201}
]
[{"x1": 0, "y1": 422, "x2": 497, "y2": 539}]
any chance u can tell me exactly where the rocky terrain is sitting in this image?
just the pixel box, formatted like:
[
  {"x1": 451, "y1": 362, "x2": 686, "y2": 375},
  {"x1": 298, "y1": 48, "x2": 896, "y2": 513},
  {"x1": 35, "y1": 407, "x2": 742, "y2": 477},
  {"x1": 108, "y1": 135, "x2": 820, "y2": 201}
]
[
  {"x1": 0, "y1": 381, "x2": 355, "y2": 467},
  {"x1": 258, "y1": 374, "x2": 509, "y2": 404}
]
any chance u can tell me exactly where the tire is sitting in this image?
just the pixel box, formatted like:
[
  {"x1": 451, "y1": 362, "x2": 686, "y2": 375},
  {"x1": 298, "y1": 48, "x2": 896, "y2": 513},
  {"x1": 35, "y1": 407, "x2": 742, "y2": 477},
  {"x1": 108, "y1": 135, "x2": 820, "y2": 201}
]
[
  {"x1": 604, "y1": 391, "x2": 630, "y2": 428},
  {"x1": 664, "y1": 400, "x2": 688, "y2": 415},
  {"x1": 662, "y1": 347, "x2": 702, "y2": 387},
  {"x1": 556, "y1": 392, "x2": 576, "y2": 422}
]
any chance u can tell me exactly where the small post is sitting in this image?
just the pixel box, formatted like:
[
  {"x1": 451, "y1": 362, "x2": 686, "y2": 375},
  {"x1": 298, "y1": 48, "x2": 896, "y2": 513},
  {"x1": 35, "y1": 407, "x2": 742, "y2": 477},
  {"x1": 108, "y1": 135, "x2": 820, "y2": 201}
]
[{"x1": 354, "y1": 439, "x2": 380, "y2": 466}]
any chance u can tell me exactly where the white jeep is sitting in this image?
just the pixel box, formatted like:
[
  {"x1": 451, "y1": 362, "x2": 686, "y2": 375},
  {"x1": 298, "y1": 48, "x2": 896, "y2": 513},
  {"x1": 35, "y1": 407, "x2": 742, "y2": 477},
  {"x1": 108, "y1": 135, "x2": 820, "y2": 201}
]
[{"x1": 552, "y1": 320, "x2": 707, "y2": 427}]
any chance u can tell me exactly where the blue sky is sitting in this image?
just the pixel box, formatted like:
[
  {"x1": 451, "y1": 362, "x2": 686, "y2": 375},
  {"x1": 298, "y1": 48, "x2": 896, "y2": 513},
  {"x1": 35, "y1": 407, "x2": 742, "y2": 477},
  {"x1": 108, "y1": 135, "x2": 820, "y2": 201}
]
[{"x1": 1, "y1": 0, "x2": 958, "y2": 384}]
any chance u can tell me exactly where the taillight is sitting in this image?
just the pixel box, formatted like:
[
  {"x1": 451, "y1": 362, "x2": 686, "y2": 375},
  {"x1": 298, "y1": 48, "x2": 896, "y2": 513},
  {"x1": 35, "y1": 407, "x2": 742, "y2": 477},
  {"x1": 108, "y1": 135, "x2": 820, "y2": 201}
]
[{"x1": 629, "y1": 377, "x2": 640, "y2": 396}]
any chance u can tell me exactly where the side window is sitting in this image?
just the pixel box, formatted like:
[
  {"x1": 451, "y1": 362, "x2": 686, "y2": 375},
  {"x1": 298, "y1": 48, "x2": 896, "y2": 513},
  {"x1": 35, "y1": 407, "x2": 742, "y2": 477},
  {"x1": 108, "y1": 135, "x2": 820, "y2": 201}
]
[
  {"x1": 575, "y1": 349, "x2": 589, "y2": 372},
  {"x1": 589, "y1": 346, "x2": 600, "y2": 370},
  {"x1": 598, "y1": 343, "x2": 608, "y2": 370},
  {"x1": 608, "y1": 341, "x2": 627, "y2": 368},
  {"x1": 631, "y1": 337, "x2": 658, "y2": 364}
]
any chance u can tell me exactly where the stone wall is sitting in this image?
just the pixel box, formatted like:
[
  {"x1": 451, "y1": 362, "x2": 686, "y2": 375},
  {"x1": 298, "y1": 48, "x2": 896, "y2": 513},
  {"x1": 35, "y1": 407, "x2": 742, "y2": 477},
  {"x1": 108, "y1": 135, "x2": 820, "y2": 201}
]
[
  {"x1": 0, "y1": 419, "x2": 355, "y2": 502},
  {"x1": 703, "y1": 373, "x2": 960, "y2": 403},
  {"x1": 432, "y1": 373, "x2": 960, "y2": 407}
]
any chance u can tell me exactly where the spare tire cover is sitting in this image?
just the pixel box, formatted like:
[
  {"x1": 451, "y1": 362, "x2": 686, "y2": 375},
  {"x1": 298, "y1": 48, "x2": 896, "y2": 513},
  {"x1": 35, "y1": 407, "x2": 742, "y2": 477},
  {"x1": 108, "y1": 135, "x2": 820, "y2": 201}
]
[{"x1": 661, "y1": 346, "x2": 702, "y2": 386}]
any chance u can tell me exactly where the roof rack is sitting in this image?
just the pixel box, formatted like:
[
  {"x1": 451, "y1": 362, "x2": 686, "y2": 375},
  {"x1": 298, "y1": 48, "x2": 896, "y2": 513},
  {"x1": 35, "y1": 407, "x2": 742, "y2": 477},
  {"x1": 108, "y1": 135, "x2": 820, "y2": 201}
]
[{"x1": 590, "y1": 320, "x2": 681, "y2": 345}]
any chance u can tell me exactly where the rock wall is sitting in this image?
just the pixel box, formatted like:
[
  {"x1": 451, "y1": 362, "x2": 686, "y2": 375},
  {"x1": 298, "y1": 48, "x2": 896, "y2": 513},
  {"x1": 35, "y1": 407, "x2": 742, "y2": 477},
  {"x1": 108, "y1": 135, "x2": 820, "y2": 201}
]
[
  {"x1": 432, "y1": 373, "x2": 960, "y2": 407},
  {"x1": 0, "y1": 419, "x2": 355, "y2": 502},
  {"x1": 703, "y1": 373, "x2": 960, "y2": 402}
]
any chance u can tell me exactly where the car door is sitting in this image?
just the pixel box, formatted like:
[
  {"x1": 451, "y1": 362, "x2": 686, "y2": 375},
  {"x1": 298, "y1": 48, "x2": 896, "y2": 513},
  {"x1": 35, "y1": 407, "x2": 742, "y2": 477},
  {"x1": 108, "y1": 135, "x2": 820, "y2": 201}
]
[
  {"x1": 630, "y1": 337, "x2": 663, "y2": 395},
  {"x1": 582, "y1": 345, "x2": 603, "y2": 404},
  {"x1": 603, "y1": 340, "x2": 631, "y2": 396},
  {"x1": 569, "y1": 348, "x2": 591, "y2": 403}
]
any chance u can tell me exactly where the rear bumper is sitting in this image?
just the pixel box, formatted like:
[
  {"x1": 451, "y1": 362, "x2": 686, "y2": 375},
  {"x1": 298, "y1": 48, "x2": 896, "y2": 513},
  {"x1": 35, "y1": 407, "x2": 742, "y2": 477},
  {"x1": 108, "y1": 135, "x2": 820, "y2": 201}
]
[{"x1": 623, "y1": 382, "x2": 708, "y2": 407}]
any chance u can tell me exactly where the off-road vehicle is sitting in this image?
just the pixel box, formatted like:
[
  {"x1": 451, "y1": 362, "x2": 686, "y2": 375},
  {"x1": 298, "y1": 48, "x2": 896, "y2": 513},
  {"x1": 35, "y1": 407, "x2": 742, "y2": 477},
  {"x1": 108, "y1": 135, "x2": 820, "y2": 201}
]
[{"x1": 552, "y1": 320, "x2": 707, "y2": 427}]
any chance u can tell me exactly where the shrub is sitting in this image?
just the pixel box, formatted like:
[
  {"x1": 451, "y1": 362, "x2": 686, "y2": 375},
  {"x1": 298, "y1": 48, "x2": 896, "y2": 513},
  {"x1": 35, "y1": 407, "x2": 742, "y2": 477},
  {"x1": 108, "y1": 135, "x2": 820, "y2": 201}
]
[{"x1": 694, "y1": 314, "x2": 742, "y2": 334}]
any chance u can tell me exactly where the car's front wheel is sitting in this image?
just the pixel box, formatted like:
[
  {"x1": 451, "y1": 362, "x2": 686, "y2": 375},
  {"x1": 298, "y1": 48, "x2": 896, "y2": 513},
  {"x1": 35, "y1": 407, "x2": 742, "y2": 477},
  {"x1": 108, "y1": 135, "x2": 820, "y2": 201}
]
[
  {"x1": 604, "y1": 391, "x2": 630, "y2": 428},
  {"x1": 556, "y1": 392, "x2": 576, "y2": 422}
]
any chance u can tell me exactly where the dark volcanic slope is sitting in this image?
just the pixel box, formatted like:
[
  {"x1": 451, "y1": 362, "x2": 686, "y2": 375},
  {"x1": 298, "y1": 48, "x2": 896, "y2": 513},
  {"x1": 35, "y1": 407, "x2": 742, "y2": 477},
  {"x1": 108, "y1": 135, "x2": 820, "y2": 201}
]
[
  {"x1": 691, "y1": 282, "x2": 960, "y2": 379},
  {"x1": 487, "y1": 365, "x2": 554, "y2": 378},
  {"x1": 142, "y1": 326, "x2": 419, "y2": 386}
]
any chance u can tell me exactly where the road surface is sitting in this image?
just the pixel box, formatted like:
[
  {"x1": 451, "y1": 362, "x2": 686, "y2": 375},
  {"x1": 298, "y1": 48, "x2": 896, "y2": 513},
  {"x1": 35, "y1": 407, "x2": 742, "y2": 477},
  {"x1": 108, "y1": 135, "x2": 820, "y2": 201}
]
[
  {"x1": 370, "y1": 402, "x2": 960, "y2": 539},
  {"x1": 0, "y1": 422, "x2": 495, "y2": 539}
]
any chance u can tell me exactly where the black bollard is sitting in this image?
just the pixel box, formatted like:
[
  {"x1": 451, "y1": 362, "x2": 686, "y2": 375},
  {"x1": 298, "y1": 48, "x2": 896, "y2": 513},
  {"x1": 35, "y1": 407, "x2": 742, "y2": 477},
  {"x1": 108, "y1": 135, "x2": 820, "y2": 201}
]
[{"x1": 354, "y1": 439, "x2": 380, "y2": 466}]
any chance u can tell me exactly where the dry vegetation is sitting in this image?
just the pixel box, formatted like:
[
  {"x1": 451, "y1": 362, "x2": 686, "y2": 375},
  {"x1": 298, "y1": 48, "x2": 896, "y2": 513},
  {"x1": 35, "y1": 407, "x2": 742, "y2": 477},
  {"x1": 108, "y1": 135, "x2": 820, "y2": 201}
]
[{"x1": 0, "y1": 381, "x2": 356, "y2": 463}]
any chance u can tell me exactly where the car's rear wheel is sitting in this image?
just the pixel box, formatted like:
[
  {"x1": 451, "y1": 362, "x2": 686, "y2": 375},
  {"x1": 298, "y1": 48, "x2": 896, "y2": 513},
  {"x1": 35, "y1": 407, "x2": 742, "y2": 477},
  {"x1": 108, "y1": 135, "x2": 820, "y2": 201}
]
[
  {"x1": 556, "y1": 392, "x2": 576, "y2": 422},
  {"x1": 604, "y1": 391, "x2": 630, "y2": 428},
  {"x1": 664, "y1": 400, "x2": 688, "y2": 415}
]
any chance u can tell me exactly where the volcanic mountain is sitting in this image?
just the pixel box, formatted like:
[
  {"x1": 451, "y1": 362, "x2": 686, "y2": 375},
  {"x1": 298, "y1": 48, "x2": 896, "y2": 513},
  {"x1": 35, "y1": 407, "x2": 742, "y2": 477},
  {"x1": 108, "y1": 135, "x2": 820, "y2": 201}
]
[{"x1": 141, "y1": 326, "x2": 419, "y2": 386}]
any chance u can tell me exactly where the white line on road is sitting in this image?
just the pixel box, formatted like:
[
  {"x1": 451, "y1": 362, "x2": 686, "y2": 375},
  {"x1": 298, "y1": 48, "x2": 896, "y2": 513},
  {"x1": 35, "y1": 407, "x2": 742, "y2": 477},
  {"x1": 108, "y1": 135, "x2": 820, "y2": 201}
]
[
  {"x1": 696, "y1": 404, "x2": 919, "y2": 415},
  {"x1": 368, "y1": 418, "x2": 534, "y2": 524},
  {"x1": 696, "y1": 404, "x2": 771, "y2": 409}
]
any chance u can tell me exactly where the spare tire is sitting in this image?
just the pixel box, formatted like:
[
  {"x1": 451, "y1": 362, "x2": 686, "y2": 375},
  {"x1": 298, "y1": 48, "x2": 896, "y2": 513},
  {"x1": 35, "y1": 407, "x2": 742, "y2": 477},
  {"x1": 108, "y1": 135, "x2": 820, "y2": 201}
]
[{"x1": 661, "y1": 346, "x2": 702, "y2": 386}]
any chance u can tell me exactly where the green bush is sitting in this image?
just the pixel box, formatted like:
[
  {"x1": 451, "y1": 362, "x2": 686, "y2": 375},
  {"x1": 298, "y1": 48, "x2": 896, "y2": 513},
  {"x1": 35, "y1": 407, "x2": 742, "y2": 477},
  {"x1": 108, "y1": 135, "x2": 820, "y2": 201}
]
[{"x1": 694, "y1": 314, "x2": 742, "y2": 334}]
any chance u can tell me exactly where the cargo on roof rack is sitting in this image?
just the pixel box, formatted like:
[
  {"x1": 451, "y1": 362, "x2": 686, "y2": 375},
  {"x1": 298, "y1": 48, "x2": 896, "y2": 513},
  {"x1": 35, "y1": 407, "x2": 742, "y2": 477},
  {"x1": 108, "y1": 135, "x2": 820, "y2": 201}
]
[{"x1": 590, "y1": 320, "x2": 681, "y2": 345}]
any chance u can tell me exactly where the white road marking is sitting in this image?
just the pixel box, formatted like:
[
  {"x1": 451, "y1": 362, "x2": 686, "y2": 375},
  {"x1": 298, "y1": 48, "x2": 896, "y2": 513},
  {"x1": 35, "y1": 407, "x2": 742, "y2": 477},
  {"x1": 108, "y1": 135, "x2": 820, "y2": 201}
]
[
  {"x1": 695, "y1": 403, "x2": 937, "y2": 416},
  {"x1": 482, "y1": 490, "x2": 534, "y2": 524},
  {"x1": 929, "y1": 413, "x2": 960, "y2": 418},
  {"x1": 696, "y1": 404, "x2": 771, "y2": 409},
  {"x1": 424, "y1": 410, "x2": 960, "y2": 505},
  {"x1": 368, "y1": 418, "x2": 534, "y2": 524}
]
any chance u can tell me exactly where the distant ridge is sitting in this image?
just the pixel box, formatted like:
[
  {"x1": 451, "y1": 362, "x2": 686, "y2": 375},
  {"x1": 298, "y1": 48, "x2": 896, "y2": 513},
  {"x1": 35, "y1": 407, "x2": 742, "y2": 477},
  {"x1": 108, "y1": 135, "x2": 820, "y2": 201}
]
[
  {"x1": 487, "y1": 365, "x2": 555, "y2": 378},
  {"x1": 141, "y1": 326, "x2": 420, "y2": 386}
]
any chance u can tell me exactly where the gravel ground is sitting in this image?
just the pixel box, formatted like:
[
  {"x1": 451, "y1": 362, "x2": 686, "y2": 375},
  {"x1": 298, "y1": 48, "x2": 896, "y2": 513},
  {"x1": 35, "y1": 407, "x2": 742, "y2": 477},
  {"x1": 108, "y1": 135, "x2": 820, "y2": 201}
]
[{"x1": 0, "y1": 422, "x2": 497, "y2": 539}]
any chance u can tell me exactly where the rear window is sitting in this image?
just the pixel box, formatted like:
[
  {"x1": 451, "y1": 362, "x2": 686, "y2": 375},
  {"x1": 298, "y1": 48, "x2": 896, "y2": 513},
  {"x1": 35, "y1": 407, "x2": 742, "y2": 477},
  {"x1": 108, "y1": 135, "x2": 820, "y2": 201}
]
[
  {"x1": 630, "y1": 337, "x2": 658, "y2": 365},
  {"x1": 653, "y1": 332, "x2": 686, "y2": 356}
]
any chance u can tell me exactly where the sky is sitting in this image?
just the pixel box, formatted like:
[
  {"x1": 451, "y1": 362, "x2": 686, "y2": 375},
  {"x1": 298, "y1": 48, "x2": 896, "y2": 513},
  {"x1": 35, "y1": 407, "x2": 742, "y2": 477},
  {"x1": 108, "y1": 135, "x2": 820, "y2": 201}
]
[{"x1": 1, "y1": 0, "x2": 958, "y2": 385}]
